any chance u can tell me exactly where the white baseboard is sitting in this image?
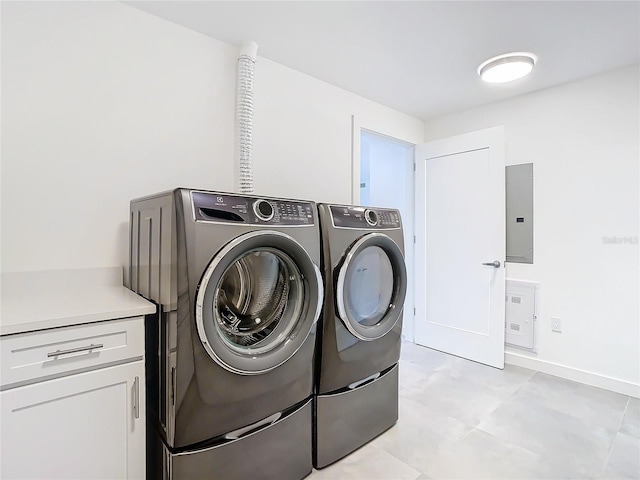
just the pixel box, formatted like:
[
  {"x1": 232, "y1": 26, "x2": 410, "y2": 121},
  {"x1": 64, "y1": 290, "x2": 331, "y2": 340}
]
[{"x1": 505, "y1": 351, "x2": 640, "y2": 399}]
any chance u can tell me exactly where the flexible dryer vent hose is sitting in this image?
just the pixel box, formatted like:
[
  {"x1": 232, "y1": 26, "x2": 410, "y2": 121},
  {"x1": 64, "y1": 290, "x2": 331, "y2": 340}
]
[{"x1": 236, "y1": 42, "x2": 258, "y2": 194}]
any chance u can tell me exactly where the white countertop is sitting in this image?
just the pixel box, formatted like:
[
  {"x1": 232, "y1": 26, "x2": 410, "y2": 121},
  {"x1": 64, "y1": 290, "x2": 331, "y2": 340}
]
[{"x1": 1, "y1": 267, "x2": 156, "y2": 336}]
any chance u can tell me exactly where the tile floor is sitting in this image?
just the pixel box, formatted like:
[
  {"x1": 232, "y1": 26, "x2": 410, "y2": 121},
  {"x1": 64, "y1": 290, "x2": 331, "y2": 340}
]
[{"x1": 308, "y1": 341, "x2": 640, "y2": 480}]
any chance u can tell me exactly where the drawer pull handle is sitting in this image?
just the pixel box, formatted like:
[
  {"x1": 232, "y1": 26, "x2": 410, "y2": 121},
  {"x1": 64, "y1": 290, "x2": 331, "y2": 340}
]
[
  {"x1": 47, "y1": 343, "x2": 104, "y2": 358},
  {"x1": 133, "y1": 376, "x2": 140, "y2": 419},
  {"x1": 224, "y1": 412, "x2": 281, "y2": 440}
]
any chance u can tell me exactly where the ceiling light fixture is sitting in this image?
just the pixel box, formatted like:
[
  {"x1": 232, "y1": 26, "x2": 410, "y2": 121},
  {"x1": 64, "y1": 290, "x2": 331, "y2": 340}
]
[{"x1": 478, "y1": 52, "x2": 537, "y2": 84}]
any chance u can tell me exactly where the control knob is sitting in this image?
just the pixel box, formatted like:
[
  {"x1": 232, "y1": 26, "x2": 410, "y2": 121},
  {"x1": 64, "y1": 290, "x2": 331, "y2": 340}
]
[
  {"x1": 253, "y1": 199, "x2": 274, "y2": 222},
  {"x1": 364, "y1": 209, "x2": 378, "y2": 226}
]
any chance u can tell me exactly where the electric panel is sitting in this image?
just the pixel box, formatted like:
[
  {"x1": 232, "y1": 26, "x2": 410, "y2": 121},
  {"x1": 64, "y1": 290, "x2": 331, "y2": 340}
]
[{"x1": 506, "y1": 163, "x2": 533, "y2": 263}]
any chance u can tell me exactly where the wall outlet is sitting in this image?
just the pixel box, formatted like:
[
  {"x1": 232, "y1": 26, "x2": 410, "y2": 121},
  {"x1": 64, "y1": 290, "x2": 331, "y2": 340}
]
[{"x1": 551, "y1": 317, "x2": 562, "y2": 333}]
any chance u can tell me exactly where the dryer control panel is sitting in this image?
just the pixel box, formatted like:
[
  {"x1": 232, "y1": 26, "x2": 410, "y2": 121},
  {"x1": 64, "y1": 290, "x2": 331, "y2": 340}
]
[
  {"x1": 330, "y1": 205, "x2": 401, "y2": 229},
  {"x1": 192, "y1": 191, "x2": 315, "y2": 225}
]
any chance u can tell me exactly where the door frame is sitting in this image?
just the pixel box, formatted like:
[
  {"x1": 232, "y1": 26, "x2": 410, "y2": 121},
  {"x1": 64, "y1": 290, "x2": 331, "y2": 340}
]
[{"x1": 351, "y1": 115, "x2": 419, "y2": 341}]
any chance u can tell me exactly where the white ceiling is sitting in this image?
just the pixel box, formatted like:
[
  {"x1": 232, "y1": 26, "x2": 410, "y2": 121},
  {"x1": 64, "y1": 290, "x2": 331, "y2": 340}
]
[{"x1": 127, "y1": 1, "x2": 639, "y2": 122}]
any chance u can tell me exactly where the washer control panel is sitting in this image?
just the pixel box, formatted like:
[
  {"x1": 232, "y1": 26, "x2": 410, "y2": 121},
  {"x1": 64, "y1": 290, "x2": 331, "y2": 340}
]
[
  {"x1": 330, "y1": 205, "x2": 401, "y2": 229},
  {"x1": 192, "y1": 191, "x2": 315, "y2": 225}
]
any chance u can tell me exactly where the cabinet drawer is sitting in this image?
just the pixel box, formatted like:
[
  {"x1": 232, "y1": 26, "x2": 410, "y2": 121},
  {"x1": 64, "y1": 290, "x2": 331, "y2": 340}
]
[{"x1": 1, "y1": 316, "x2": 144, "y2": 389}]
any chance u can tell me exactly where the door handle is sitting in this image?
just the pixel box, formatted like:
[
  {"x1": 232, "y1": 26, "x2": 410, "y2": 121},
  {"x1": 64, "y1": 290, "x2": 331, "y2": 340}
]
[{"x1": 482, "y1": 260, "x2": 501, "y2": 268}]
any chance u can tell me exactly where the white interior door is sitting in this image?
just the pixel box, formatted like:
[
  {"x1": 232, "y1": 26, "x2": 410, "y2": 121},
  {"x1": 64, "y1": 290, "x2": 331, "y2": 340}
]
[{"x1": 414, "y1": 127, "x2": 505, "y2": 368}]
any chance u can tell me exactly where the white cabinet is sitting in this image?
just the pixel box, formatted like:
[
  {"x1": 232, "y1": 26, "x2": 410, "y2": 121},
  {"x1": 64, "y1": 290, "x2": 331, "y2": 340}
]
[
  {"x1": 0, "y1": 317, "x2": 147, "y2": 480},
  {"x1": 1, "y1": 361, "x2": 145, "y2": 479}
]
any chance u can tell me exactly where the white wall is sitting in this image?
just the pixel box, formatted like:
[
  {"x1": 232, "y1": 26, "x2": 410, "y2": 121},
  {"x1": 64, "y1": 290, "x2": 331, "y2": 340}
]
[
  {"x1": 1, "y1": 1, "x2": 423, "y2": 273},
  {"x1": 252, "y1": 58, "x2": 423, "y2": 203},
  {"x1": 424, "y1": 65, "x2": 640, "y2": 394}
]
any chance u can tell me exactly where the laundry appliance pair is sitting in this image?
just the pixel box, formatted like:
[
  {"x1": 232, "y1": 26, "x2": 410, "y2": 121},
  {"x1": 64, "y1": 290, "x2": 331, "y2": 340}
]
[{"x1": 129, "y1": 188, "x2": 406, "y2": 479}]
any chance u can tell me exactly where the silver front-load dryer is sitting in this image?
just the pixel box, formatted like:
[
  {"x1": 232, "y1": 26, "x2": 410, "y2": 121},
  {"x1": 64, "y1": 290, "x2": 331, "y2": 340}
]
[
  {"x1": 130, "y1": 189, "x2": 323, "y2": 480},
  {"x1": 314, "y1": 204, "x2": 407, "y2": 468}
]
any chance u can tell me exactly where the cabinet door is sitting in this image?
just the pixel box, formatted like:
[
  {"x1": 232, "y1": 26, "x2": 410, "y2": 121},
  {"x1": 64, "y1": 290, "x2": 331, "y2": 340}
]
[{"x1": 0, "y1": 361, "x2": 145, "y2": 480}]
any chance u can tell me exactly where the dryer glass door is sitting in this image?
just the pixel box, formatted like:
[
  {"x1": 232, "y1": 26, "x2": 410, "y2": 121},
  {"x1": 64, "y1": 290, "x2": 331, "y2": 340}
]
[
  {"x1": 196, "y1": 231, "x2": 323, "y2": 375},
  {"x1": 337, "y1": 233, "x2": 407, "y2": 341}
]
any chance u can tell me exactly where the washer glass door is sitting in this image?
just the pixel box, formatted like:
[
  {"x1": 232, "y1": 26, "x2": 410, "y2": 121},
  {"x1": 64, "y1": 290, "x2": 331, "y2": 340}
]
[
  {"x1": 196, "y1": 231, "x2": 323, "y2": 374},
  {"x1": 337, "y1": 233, "x2": 407, "y2": 341}
]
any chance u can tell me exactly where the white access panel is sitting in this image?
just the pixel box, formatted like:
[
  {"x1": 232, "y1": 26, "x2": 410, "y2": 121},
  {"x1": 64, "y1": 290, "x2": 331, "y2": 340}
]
[{"x1": 505, "y1": 279, "x2": 538, "y2": 351}]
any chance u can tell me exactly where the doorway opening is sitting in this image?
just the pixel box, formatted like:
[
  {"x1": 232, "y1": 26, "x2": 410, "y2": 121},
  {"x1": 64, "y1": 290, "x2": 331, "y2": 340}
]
[{"x1": 359, "y1": 129, "x2": 415, "y2": 341}]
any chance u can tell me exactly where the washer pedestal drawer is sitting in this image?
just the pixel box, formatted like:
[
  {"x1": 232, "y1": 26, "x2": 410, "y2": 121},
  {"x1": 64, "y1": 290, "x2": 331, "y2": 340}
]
[
  {"x1": 158, "y1": 399, "x2": 313, "y2": 480},
  {"x1": 314, "y1": 363, "x2": 399, "y2": 469}
]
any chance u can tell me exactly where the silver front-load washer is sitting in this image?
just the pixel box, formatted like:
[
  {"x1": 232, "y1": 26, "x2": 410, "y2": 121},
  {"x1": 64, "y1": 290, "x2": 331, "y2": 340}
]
[
  {"x1": 130, "y1": 188, "x2": 323, "y2": 479},
  {"x1": 314, "y1": 203, "x2": 407, "y2": 468}
]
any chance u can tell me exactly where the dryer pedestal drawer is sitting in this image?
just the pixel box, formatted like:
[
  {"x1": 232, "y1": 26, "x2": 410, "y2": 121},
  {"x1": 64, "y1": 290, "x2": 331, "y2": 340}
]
[
  {"x1": 1, "y1": 316, "x2": 145, "y2": 389},
  {"x1": 314, "y1": 363, "x2": 399, "y2": 468}
]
